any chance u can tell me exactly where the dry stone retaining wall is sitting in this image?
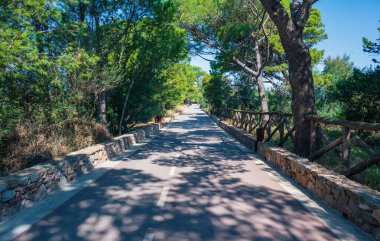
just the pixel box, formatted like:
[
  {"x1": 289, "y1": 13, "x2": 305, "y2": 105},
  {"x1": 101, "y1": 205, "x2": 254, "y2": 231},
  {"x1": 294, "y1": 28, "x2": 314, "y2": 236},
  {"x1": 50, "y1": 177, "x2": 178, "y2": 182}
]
[
  {"x1": 209, "y1": 113, "x2": 380, "y2": 240},
  {"x1": 0, "y1": 123, "x2": 161, "y2": 223}
]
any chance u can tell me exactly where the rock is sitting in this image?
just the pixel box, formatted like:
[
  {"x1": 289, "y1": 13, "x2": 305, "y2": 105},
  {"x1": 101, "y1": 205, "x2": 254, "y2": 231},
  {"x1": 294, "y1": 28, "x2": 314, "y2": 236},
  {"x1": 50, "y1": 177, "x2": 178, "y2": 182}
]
[
  {"x1": 373, "y1": 209, "x2": 380, "y2": 224},
  {"x1": 374, "y1": 228, "x2": 380, "y2": 241},
  {"x1": 325, "y1": 194, "x2": 334, "y2": 206},
  {"x1": 314, "y1": 187, "x2": 323, "y2": 198},
  {"x1": 35, "y1": 184, "x2": 47, "y2": 201},
  {"x1": 48, "y1": 182, "x2": 59, "y2": 192},
  {"x1": 29, "y1": 172, "x2": 39, "y2": 183},
  {"x1": 362, "y1": 211, "x2": 379, "y2": 226},
  {"x1": 348, "y1": 198, "x2": 361, "y2": 218},
  {"x1": 0, "y1": 182, "x2": 7, "y2": 192},
  {"x1": 24, "y1": 191, "x2": 34, "y2": 200},
  {"x1": 59, "y1": 175, "x2": 67, "y2": 188},
  {"x1": 65, "y1": 165, "x2": 74, "y2": 175},
  {"x1": 42, "y1": 175, "x2": 53, "y2": 184},
  {"x1": 359, "y1": 203, "x2": 371, "y2": 211},
  {"x1": 54, "y1": 172, "x2": 61, "y2": 180},
  {"x1": 1, "y1": 190, "x2": 16, "y2": 202},
  {"x1": 89, "y1": 156, "x2": 96, "y2": 164},
  {"x1": 17, "y1": 176, "x2": 30, "y2": 186},
  {"x1": 6, "y1": 179, "x2": 18, "y2": 189},
  {"x1": 307, "y1": 182, "x2": 314, "y2": 192},
  {"x1": 361, "y1": 223, "x2": 375, "y2": 233},
  {"x1": 47, "y1": 166, "x2": 56, "y2": 175},
  {"x1": 22, "y1": 199, "x2": 33, "y2": 208},
  {"x1": 2, "y1": 206, "x2": 16, "y2": 217}
]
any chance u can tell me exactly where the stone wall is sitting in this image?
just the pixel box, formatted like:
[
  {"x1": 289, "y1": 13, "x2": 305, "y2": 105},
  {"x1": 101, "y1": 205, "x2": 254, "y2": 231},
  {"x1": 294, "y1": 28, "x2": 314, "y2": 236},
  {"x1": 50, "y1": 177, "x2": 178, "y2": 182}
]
[
  {"x1": 209, "y1": 113, "x2": 380, "y2": 240},
  {"x1": 0, "y1": 123, "x2": 161, "y2": 223}
]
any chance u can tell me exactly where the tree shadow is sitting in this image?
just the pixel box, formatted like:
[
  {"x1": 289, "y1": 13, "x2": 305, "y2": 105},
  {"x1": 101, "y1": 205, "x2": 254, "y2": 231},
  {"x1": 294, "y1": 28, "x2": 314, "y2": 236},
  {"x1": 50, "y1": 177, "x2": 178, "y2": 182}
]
[{"x1": 12, "y1": 109, "x2": 340, "y2": 241}]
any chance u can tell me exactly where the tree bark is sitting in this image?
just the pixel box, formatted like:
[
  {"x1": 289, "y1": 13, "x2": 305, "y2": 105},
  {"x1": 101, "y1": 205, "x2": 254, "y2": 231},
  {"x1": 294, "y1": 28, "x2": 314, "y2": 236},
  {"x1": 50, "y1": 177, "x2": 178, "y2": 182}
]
[
  {"x1": 97, "y1": 90, "x2": 107, "y2": 124},
  {"x1": 254, "y1": 44, "x2": 269, "y2": 114},
  {"x1": 257, "y1": 75, "x2": 269, "y2": 113},
  {"x1": 260, "y1": 0, "x2": 317, "y2": 156},
  {"x1": 287, "y1": 41, "x2": 316, "y2": 156},
  {"x1": 118, "y1": 80, "x2": 134, "y2": 135},
  {"x1": 232, "y1": 58, "x2": 269, "y2": 114}
]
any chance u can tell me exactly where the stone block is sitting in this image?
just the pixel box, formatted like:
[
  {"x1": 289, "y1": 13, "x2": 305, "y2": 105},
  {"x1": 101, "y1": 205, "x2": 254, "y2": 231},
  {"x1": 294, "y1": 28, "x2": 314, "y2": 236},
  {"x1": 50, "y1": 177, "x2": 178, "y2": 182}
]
[
  {"x1": 359, "y1": 203, "x2": 372, "y2": 211},
  {"x1": 373, "y1": 209, "x2": 380, "y2": 224},
  {"x1": 374, "y1": 228, "x2": 380, "y2": 241},
  {"x1": 307, "y1": 182, "x2": 315, "y2": 192},
  {"x1": 361, "y1": 223, "x2": 375, "y2": 233},
  {"x1": 1, "y1": 190, "x2": 16, "y2": 202},
  {"x1": 5, "y1": 179, "x2": 18, "y2": 189},
  {"x1": 35, "y1": 184, "x2": 47, "y2": 201},
  {"x1": 0, "y1": 182, "x2": 8, "y2": 192},
  {"x1": 348, "y1": 198, "x2": 361, "y2": 219},
  {"x1": 362, "y1": 211, "x2": 379, "y2": 226},
  {"x1": 48, "y1": 182, "x2": 60, "y2": 192}
]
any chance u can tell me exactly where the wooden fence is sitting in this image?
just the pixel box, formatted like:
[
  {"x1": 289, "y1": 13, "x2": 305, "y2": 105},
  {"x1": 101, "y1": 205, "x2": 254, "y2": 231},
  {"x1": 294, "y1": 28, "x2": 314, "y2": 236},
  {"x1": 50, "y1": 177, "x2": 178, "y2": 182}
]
[
  {"x1": 308, "y1": 115, "x2": 380, "y2": 177},
  {"x1": 212, "y1": 108, "x2": 380, "y2": 177},
  {"x1": 214, "y1": 108, "x2": 294, "y2": 147}
]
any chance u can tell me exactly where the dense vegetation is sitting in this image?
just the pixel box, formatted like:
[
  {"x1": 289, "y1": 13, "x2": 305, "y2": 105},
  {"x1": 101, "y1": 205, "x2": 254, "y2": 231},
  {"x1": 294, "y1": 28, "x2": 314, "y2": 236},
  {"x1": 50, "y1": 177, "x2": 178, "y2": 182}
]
[
  {"x1": 0, "y1": 0, "x2": 203, "y2": 174},
  {"x1": 181, "y1": 0, "x2": 380, "y2": 189},
  {"x1": 190, "y1": 1, "x2": 379, "y2": 124},
  {"x1": 0, "y1": 0, "x2": 379, "y2": 192}
]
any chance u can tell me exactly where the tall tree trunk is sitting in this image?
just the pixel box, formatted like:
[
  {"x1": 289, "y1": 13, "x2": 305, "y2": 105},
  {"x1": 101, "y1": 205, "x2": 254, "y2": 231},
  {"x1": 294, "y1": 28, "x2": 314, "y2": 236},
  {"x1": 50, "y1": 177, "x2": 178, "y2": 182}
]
[
  {"x1": 260, "y1": 0, "x2": 317, "y2": 157},
  {"x1": 118, "y1": 80, "x2": 134, "y2": 135},
  {"x1": 286, "y1": 40, "x2": 316, "y2": 156},
  {"x1": 78, "y1": 0, "x2": 86, "y2": 23},
  {"x1": 257, "y1": 75, "x2": 269, "y2": 125},
  {"x1": 254, "y1": 44, "x2": 269, "y2": 114},
  {"x1": 97, "y1": 90, "x2": 107, "y2": 124},
  {"x1": 233, "y1": 58, "x2": 269, "y2": 114}
]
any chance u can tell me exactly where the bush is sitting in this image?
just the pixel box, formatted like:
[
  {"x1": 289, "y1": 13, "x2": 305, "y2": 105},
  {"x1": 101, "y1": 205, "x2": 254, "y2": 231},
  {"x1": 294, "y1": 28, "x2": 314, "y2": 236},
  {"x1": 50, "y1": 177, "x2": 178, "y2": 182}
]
[{"x1": 331, "y1": 67, "x2": 380, "y2": 122}]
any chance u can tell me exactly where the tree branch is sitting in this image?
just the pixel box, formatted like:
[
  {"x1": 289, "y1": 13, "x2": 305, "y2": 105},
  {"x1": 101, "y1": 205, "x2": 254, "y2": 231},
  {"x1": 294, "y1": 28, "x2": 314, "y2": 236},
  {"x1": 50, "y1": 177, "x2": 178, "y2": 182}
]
[{"x1": 291, "y1": 0, "x2": 318, "y2": 30}]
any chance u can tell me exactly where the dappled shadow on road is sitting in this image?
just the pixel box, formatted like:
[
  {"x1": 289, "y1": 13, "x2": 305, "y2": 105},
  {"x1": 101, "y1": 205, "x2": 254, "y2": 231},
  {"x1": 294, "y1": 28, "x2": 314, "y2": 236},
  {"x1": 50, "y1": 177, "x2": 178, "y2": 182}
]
[{"x1": 13, "y1": 109, "x2": 339, "y2": 241}]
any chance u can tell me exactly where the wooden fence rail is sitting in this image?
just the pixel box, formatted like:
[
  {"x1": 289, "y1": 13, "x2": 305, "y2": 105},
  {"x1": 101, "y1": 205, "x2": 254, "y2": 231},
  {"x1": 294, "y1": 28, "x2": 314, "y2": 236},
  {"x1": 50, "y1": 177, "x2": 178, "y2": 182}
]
[
  {"x1": 214, "y1": 108, "x2": 294, "y2": 147},
  {"x1": 212, "y1": 108, "x2": 380, "y2": 178},
  {"x1": 308, "y1": 115, "x2": 380, "y2": 177}
]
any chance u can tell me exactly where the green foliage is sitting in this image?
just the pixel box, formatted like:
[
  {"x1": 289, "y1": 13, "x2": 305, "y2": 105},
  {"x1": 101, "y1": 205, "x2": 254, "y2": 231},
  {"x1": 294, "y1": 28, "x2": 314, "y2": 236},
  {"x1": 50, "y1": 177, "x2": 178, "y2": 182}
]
[
  {"x1": 331, "y1": 67, "x2": 380, "y2": 122},
  {"x1": 155, "y1": 63, "x2": 204, "y2": 110},
  {"x1": 315, "y1": 55, "x2": 354, "y2": 118},
  {"x1": 179, "y1": 0, "x2": 327, "y2": 112},
  {"x1": 202, "y1": 73, "x2": 232, "y2": 108},
  {"x1": 268, "y1": 6, "x2": 327, "y2": 73},
  {"x1": 0, "y1": 0, "x2": 202, "y2": 173},
  {"x1": 363, "y1": 20, "x2": 380, "y2": 64},
  {"x1": 322, "y1": 55, "x2": 354, "y2": 87}
]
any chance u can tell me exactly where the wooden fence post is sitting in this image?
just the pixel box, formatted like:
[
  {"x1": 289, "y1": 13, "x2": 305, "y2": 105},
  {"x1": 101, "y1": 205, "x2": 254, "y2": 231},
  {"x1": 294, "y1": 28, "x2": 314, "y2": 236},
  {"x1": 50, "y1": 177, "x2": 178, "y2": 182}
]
[
  {"x1": 342, "y1": 127, "x2": 351, "y2": 169},
  {"x1": 279, "y1": 115, "x2": 285, "y2": 144},
  {"x1": 255, "y1": 127, "x2": 265, "y2": 151}
]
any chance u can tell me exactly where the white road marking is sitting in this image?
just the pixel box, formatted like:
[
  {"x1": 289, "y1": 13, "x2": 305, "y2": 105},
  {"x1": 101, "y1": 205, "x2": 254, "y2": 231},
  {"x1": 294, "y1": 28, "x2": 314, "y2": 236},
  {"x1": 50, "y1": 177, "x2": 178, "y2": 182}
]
[
  {"x1": 157, "y1": 187, "x2": 170, "y2": 207},
  {"x1": 169, "y1": 166, "x2": 176, "y2": 176},
  {"x1": 143, "y1": 233, "x2": 154, "y2": 241}
]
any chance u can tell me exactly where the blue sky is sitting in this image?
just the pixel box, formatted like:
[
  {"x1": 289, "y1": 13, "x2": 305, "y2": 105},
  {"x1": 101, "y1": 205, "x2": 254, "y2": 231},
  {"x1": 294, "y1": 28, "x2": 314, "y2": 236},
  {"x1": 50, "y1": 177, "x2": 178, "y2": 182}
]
[{"x1": 190, "y1": 0, "x2": 380, "y2": 72}]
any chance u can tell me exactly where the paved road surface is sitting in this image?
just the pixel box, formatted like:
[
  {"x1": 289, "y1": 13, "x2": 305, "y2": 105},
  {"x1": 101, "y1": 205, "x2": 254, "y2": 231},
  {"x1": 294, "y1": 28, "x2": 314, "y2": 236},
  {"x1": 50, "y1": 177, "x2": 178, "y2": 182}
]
[{"x1": 11, "y1": 105, "x2": 365, "y2": 241}]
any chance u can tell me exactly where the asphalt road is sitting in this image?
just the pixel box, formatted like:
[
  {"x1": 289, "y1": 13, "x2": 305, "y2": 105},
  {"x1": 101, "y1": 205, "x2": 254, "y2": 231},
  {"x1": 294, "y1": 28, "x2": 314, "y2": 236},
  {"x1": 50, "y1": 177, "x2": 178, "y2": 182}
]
[{"x1": 11, "y1": 105, "x2": 361, "y2": 241}]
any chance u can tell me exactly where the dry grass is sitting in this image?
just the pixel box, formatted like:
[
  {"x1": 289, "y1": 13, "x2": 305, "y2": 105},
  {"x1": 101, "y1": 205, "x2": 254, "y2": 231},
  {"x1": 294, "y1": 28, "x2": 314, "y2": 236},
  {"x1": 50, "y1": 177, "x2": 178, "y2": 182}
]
[
  {"x1": 164, "y1": 104, "x2": 188, "y2": 117},
  {"x1": 0, "y1": 118, "x2": 111, "y2": 176},
  {"x1": 175, "y1": 104, "x2": 188, "y2": 113}
]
